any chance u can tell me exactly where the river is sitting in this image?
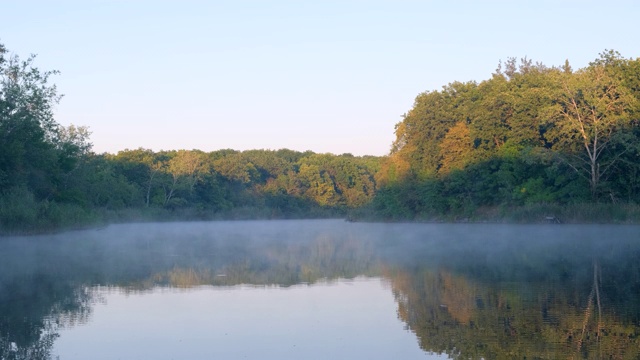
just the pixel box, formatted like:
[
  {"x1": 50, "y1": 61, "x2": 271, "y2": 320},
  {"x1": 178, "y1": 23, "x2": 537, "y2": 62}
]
[{"x1": 1, "y1": 220, "x2": 638, "y2": 359}]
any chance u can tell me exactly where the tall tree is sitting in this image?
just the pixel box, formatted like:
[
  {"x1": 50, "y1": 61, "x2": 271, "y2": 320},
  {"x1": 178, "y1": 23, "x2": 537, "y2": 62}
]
[
  {"x1": 0, "y1": 44, "x2": 62, "y2": 197},
  {"x1": 548, "y1": 63, "x2": 638, "y2": 198},
  {"x1": 389, "y1": 81, "x2": 478, "y2": 179}
]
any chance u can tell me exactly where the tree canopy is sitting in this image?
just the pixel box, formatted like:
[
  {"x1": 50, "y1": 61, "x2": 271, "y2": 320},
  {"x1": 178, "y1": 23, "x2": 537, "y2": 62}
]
[
  {"x1": 2, "y1": 42, "x2": 640, "y2": 232},
  {"x1": 370, "y1": 51, "x2": 640, "y2": 220}
]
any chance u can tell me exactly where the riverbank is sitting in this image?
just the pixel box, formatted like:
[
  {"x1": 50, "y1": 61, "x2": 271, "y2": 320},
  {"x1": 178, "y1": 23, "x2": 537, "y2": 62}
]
[
  {"x1": 3, "y1": 202, "x2": 640, "y2": 236},
  {"x1": 0, "y1": 205, "x2": 347, "y2": 236},
  {"x1": 348, "y1": 202, "x2": 640, "y2": 225}
]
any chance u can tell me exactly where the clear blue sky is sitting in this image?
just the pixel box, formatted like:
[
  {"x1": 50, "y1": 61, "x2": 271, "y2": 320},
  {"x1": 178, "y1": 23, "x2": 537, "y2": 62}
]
[{"x1": 3, "y1": 0, "x2": 639, "y2": 156}]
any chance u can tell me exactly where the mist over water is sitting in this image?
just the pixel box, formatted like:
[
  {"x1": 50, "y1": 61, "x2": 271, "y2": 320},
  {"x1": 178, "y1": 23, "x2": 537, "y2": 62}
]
[{"x1": 1, "y1": 220, "x2": 639, "y2": 359}]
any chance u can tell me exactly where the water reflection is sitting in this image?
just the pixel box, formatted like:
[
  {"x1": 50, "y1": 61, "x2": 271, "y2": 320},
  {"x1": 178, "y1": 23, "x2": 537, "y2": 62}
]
[
  {"x1": 0, "y1": 221, "x2": 639, "y2": 359},
  {"x1": 383, "y1": 224, "x2": 640, "y2": 359},
  {"x1": 53, "y1": 279, "x2": 432, "y2": 360}
]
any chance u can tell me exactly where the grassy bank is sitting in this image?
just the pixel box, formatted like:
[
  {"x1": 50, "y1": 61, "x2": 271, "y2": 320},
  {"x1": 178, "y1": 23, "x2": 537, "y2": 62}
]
[
  {"x1": 4, "y1": 197, "x2": 640, "y2": 236},
  {"x1": 0, "y1": 200, "x2": 348, "y2": 236},
  {"x1": 349, "y1": 202, "x2": 640, "y2": 224},
  {"x1": 496, "y1": 203, "x2": 640, "y2": 224}
]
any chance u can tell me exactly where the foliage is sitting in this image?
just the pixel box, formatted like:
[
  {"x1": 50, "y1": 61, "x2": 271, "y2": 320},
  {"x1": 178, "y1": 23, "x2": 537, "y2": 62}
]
[
  {"x1": 0, "y1": 44, "x2": 97, "y2": 233},
  {"x1": 372, "y1": 51, "x2": 640, "y2": 220},
  {"x1": 3, "y1": 41, "x2": 640, "y2": 231},
  {"x1": 0, "y1": 42, "x2": 384, "y2": 234}
]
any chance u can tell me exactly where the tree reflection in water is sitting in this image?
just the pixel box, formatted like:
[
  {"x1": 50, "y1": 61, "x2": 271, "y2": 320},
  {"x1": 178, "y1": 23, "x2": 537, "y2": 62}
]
[
  {"x1": 0, "y1": 220, "x2": 379, "y2": 358},
  {"x1": 0, "y1": 270, "x2": 93, "y2": 360},
  {"x1": 0, "y1": 221, "x2": 639, "y2": 359},
  {"x1": 384, "y1": 228, "x2": 640, "y2": 359}
]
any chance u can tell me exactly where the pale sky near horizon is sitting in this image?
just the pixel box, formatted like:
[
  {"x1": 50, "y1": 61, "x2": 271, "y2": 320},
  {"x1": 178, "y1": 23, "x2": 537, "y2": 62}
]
[{"x1": 3, "y1": 1, "x2": 639, "y2": 156}]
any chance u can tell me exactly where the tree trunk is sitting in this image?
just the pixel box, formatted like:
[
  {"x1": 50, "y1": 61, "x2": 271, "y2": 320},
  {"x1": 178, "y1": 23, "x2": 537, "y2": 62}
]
[
  {"x1": 163, "y1": 175, "x2": 178, "y2": 206},
  {"x1": 145, "y1": 170, "x2": 156, "y2": 207},
  {"x1": 590, "y1": 160, "x2": 598, "y2": 200}
]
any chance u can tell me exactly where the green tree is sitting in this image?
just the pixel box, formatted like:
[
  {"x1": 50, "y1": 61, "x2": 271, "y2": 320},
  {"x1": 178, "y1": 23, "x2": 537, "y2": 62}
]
[
  {"x1": 297, "y1": 157, "x2": 340, "y2": 207},
  {"x1": 113, "y1": 148, "x2": 164, "y2": 207},
  {"x1": 391, "y1": 84, "x2": 469, "y2": 178},
  {"x1": 438, "y1": 121, "x2": 473, "y2": 174},
  {"x1": 0, "y1": 44, "x2": 61, "y2": 198},
  {"x1": 212, "y1": 151, "x2": 259, "y2": 184},
  {"x1": 0, "y1": 43, "x2": 101, "y2": 232},
  {"x1": 547, "y1": 63, "x2": 638, "y2": 198},
  {"x1": 165, "y1": 150, "x2": 206, "y2": 204}
]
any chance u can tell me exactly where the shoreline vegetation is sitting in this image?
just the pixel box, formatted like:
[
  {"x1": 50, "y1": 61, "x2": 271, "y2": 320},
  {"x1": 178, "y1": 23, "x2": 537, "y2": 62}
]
[
  {"x1": 351, "y1": 202, "x2": 640, "y2": 225},
  {"x1": 3, "y1": 43, "x2": 640, "y2": 235},
  {"x1": 7, "y1": 202, "x2": 640, "y2": 236}
]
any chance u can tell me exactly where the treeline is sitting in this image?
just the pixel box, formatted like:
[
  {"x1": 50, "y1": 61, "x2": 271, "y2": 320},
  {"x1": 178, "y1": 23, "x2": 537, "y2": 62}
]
[
  {"x1": 92, "y1": 148, "x2": 379, "y2": 215},
  {"x1": 365, "y1": 51, "x2": 640, "y2": 221},
  {"x1": 0, "y1": 42, "x2": 380, "y2": 234},
  {"x1": 0, "y1": 146, "x2": 380, "y2": 233},
  {"x1": 4, "y1": 40, "x2": 640, "y2": 232}
]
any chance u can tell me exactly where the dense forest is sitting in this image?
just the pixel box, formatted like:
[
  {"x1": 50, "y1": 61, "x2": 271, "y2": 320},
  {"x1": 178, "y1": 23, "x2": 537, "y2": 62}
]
[
  {"x1": 2, "y1": 41, "x2": 640, "y2": 233},
  {"x1": 366, "y1": 51, "x2": 640, "y2": 222},
  {"x1": 0, "y1": 43, "x2": 382, "y2": 233}
]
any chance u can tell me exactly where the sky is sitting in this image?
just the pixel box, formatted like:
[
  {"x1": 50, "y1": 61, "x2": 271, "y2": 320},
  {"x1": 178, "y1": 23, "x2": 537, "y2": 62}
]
[{"x1": 3, "y1": 0, "x2": 639, "y2": 156}]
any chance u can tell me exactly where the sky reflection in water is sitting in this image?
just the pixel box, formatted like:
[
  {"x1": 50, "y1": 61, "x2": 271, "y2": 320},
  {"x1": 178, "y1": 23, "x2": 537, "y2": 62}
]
[
  {"x1": 2, "y1": 220, "x2": 640, "y2": 359},
  {"x1": 53, "y1": 279, "x2": 435, "y2": 360}
]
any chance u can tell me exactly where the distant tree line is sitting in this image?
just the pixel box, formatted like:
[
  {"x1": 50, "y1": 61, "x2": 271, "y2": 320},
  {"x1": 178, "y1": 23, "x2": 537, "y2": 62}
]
[
  {"x1": 3, "y1": 41, "x2": 640, "y2": 233},
  {"x1": 0, "y1": 142, "x2": 381, "y2": 232},
  {"x1": 100, "y1": 148, "x2": 379, "y2": 216},
  {"x1": 0, "y1": 42, "x2": 380, "y2": 233}
]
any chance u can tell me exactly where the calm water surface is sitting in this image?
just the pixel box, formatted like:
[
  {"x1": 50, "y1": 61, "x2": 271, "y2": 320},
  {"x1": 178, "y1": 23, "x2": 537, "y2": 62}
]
[{"x1": 1, "y1": 220, "x2": 639, "y2": 359}]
